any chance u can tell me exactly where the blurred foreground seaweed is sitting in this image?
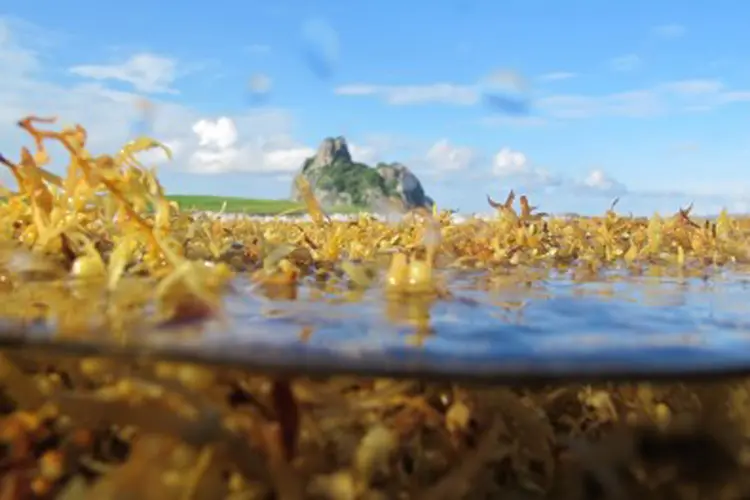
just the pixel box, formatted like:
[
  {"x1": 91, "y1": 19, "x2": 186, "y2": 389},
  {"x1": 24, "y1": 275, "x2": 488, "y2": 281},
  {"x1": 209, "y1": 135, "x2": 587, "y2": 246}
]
[{"x1": 0, "y1": 117, "x2": 749, "y2": 498}]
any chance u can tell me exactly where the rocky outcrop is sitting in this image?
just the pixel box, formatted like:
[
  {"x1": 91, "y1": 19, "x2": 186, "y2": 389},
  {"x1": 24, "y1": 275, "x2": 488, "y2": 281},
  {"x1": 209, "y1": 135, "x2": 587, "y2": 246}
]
[
  {"x1": 304, "y1": 136, "x2": 352, "y2": 171},
  {"x1": 375, "y1": 162, "x2": 434, "y2": 209},
  {"x1": 290, "y1": 137, "x2": 434, "y2": 209}
]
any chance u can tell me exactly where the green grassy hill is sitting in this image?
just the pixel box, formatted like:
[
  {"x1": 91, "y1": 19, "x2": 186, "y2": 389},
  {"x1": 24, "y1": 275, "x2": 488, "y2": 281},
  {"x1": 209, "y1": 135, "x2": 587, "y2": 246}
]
[{"x1": 166, "y1": 195, "x2": 361, "y2": 215}]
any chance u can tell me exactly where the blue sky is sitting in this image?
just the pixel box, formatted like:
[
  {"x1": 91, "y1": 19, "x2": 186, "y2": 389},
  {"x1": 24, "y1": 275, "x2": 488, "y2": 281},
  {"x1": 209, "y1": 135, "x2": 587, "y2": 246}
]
[{"x1": 1, "y1": 1, "x2": 750, "y2": 215}]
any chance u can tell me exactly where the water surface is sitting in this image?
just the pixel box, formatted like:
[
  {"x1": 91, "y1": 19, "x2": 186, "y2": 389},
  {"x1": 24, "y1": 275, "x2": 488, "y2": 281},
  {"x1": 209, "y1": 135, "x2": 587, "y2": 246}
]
[{"x1": 2, "y1": 269, "x2": 750, "y2": 383}]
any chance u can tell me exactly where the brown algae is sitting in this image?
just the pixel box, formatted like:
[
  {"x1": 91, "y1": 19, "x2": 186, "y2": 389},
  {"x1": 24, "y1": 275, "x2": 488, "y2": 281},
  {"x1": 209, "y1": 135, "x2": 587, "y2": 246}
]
[{"x1": 0, "y1": 117, "x2": 748, "y2": 498}]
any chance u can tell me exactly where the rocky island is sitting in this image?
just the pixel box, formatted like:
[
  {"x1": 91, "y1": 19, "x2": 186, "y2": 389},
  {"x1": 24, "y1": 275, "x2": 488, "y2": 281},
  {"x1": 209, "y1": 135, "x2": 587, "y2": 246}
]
[{"x1": 290, "y1": 136, "x2": 434, "y2": 210}]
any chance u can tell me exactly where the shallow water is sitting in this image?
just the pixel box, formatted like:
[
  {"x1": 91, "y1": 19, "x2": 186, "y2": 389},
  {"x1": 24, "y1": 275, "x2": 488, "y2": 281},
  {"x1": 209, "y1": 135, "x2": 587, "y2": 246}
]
[{"x1": 2, "y1": 269, "x2": 750, "y2": 383}]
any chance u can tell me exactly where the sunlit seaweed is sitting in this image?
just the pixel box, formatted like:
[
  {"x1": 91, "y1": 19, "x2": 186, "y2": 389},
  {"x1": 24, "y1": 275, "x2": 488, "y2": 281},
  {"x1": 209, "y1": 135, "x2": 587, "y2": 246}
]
[
  {"x1": 0, "y1": 117, "x2": 749, "y2": 498},
  {"x1": 1, "y1": 116, "x2": 748, "y2": 330}
]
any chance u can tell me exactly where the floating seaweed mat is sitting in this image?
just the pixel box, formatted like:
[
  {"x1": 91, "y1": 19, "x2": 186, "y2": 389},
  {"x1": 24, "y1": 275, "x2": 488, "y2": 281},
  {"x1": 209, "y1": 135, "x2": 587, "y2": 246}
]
[
  {"x1": 0, "y1": 116, "x2": 748, "y2": 384},
  {"x1": 3, "y1": 116, "x2": 750, "y2": 498}
]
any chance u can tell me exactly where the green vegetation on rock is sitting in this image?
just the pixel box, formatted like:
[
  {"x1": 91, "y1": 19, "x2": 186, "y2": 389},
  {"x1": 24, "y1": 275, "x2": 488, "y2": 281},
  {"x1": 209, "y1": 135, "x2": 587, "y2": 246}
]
[
  {"x1": 291, "y1": 136, "x2": 434, "y2": 209},
  {"x1": 315, "y1": 158, "x2": 397, "y2": 207}
]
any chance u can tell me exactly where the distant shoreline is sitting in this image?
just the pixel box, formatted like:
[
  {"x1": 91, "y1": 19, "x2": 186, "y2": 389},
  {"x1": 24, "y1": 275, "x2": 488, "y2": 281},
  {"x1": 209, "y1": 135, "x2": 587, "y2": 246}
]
[{"x1": 166, "y1": 195, "x2": 741, "y2": 221}]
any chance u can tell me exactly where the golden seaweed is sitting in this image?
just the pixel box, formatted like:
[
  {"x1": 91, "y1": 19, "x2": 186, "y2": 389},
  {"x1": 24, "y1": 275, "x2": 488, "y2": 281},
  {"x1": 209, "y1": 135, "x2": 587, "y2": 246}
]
[{"x1": 0, "y1": 116, "x2": 747, "y2": 499}]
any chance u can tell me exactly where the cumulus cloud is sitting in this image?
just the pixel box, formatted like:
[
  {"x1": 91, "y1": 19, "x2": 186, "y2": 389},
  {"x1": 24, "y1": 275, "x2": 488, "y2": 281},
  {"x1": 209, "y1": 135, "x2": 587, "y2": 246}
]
[
  {"x1": 188, "y1": 117, "x2": 314, "y2": 174},
  {"x1": 424, "y1": 139, "x2": 477, "y2": 172},
  {"x1": 70, "y1": 53, "x2": 180, "y2": 94},
  {"x1": 482, "y1": 147, "x2": 626, "y2": 197},
  {"x1": 492, "y1": 148, "x2": 528, "y2": 176},
  {"x1": 193, "y1": 117, "x2": 237, "y2": 149},
  {"x1": 4, "y1": 15, "x2": 748, "y2": 214},
  {"x1": 578, "y1": 169, "x2": 627, "y2": 196},
  {"x1": 0, "y1": 17, "x2": 320, "y2": 182},
  {"x1": 491, "y1": 147, "x2": 559, "y2": 187}
]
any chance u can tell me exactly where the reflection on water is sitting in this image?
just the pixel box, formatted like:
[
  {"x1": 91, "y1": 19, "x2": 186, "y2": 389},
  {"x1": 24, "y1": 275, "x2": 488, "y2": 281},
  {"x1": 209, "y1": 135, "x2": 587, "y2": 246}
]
[{"x1": 3, "y1": 269, "x2": 750, "y2": 381}]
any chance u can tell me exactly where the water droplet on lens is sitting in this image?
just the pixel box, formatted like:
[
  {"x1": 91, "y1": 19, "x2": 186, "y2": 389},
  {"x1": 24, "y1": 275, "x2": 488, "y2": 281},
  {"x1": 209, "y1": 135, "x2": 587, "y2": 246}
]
[
  {"x1": 247, "y1": 73, "x2": 273, "y2": 105},
  {"x1": 300, "y1": 18, "x2": 339, "y2": 80},
  {"x1": 480, "y1": 69, "x2": 532, "y2": 116}
]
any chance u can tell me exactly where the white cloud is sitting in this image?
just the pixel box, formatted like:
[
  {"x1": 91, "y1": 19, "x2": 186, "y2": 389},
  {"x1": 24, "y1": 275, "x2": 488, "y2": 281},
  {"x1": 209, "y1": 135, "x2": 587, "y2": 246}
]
[
  {"x1": 538, "y1": 72, "x2": 577, "y2": 82},
  {"x1": 424, "y1": 139, "x2": 477, "y2": 172},
  {"x1": 193, "y1": 117, "x2": 237, "y2": 149},
  {"x1": 336, "y1": 74, "x2": 750, "y2": 120},
  {"x1": 0, "y1": 17, "x2": 316, "y2": 182},
  {"x1": 348, "y1": 143, "x2": 380, "y2": 164},
  {"x1": 188, "y1": 117, "x2": 314, "y2": 174},
  {"x1": 264, "y1": 147, "x2": 315, "y2": 171},
  {"x1": 70, "y1": 53, "x2": 179, "y2": 94},
  {"x1": 491, "y1": 147, "x2": 559, "y2": 186},
  {"x1": 493, "y1": 148, "x2": 528, "y2": 176},
  {"x1": 609, "y1": 54, "x2": 641, "y2": 72},
  {"x1": 488, "y1": 154, "x2": 628, "y2": 198},
  {"x1": 5, "y1": 15, "x2": 750, "y2": 213},
  {"x1": 580, "y1": 169, "x2": 627, "y2": 195},
  {"x1": 335, "y1": 70, "x2": 750, "y2": 121},
  {"x1": 335, "y1": 70, "x2": 530, "y2": 107},
  {"x1": 653, "y1": 24, "x2": 686, "y2": 39}
]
